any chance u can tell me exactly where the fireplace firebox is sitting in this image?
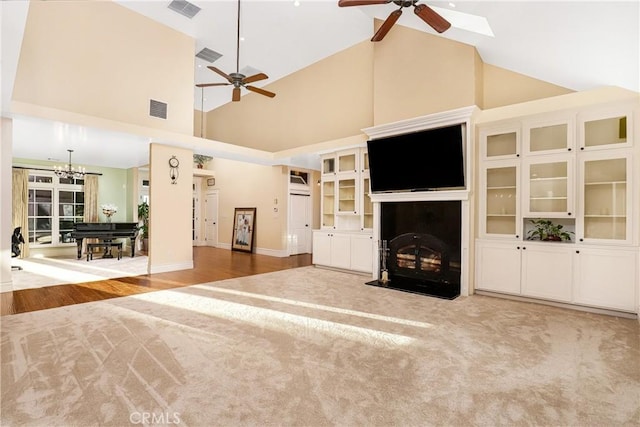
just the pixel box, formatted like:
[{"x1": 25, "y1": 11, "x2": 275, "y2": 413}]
[{"x1": 368, "y1": 201, "x2": 461, "y2": 299}]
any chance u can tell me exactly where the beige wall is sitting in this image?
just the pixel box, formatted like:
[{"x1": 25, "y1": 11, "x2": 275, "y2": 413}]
[
  {"x1": 482, "y1": 63, "x2": 573, "y2": 109},
  {"x1": 13, "y1": 1, "x2": 195, "y2": 135},
  {"x1": 372, "y1": 23, "x2": 477, "y2": 125},
  {"x1": 149, "y1": 144, "x2": 193, "y2": 272},
  {"x1": 209, "y1": 158, "x2": 291, "y2": 251},
  {"x1": 204, "y1": 23, "x2": 575, "y2": 151},
  {"x1": 205, "y1": 41, "x2": 375, "y2": 151}
]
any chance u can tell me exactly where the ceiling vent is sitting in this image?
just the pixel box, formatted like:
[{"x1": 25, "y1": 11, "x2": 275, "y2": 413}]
[
  {"x1": 196, "y1": 48, "x2": 222, "y2": 63},
  {"x1": 149, "y1": 99, "x2": 168, "y2": 120},
  {"x1": 167, "y1": 0, "x2": 201, "y2": 19}
]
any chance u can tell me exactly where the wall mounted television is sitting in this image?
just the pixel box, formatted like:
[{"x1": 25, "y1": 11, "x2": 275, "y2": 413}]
[{"x1": 367, "y1": 124, "x2": 465, "y2": 193}]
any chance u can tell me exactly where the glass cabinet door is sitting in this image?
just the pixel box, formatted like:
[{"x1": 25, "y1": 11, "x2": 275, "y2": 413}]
[
  {"x1": 581, "y1": 154, "x2": 630, "y2": 242},
  {"x1": 527, "y1": 122, "x2": 570, "y2": 154},
  {"x1": 483, "y1": 162, "x2": 519, "y2": 237},
  {"x1": 582, "y1": 114, "x2": 630, "y2": 149},
  {"x1": 322, "y1": 156, "x2": 335, "y2": 175},
  {"x1": 362, "y1": 176, "x2": 373, "y2": 229},
  {"x1": 338, "y1": 150, "x2": 358, "y2": 174},
  {"x1": 322, "y1": 180, "x2": 335, "y2": 227},
  {"x1": 524, "y1": 157, "x2": 573, "y2": 217},
  {"x1": 337, "y1": 177, "x2": 357, "y2": 214},
  {"x1": 482, "y1": 129, "x2": 519, "y2": 159}
]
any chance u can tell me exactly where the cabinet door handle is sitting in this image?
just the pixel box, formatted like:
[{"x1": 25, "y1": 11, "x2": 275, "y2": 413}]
[
  {"x1": 522, "y1": 247, "x2": 526, "y2": 250},
  {"x1": 516, "y1": 154, "x2": 520, "y2": 157},
  {"x1": 580, "y1": 147, "x2": 585, "y2": 150},
  {"x1": 517, "y1": 246, "x2": 520, "y2": 250},
  {"x1": 515, "y1": 235, "x2": 519, "y2": 238},
  {"x1": 568, "y1": 212, "x2": 572, "y2": 216},
  {"x1": 568, "y1": 148, "x2": 572, "y2": 151},
  {"x1": 576, "y1": 250, "x2": 580, "y2": 254},
  {"x1": 579, "y1": 238, "x2": 583, "y2": 242}
]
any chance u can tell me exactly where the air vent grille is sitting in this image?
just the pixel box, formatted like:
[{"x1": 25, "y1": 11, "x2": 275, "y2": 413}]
[
  {"x1": 196, "y1": 48, "x2": 222, "y2": 63},
  {"x1": 149, "y1": 99, "x2": 168, "y2": 120},
  {"x1": 168, "y1": 0, "x2": 201, "y2": 19}
]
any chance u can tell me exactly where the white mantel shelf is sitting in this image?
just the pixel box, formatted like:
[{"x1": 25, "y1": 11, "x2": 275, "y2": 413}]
[{"x1": 370, "y1": 189, "x2": 470, "y2": 203}]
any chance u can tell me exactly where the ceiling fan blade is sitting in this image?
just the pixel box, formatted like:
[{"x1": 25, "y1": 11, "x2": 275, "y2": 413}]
[
  {"x1": 196, "y1": 83, "x2": 231, "y2": 88},
  {"x1": 246, "y1": 85, "x2": 276, "y2": 98},
  {"x1": 414, "y1": 3, "x2": 451, "y2": 33},
  {"x1": 243, "y1": 73, "x2": 269, "y2": 84},
  {"x1": 371, "y1": 9, "x2": 402, "y2": 42},
  {"x1": 338, "y1": 0, "x2": 390, "y2": 6},
  {"x1": 232, "y1": 87, "x2": 241, "y2": 102},
  {"x1": 207, "y1": 66, "x2": 233, "y2": 82}
]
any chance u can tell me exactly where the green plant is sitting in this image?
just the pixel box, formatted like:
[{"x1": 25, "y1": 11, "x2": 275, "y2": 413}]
[
  {"x1": 193, "y1": 154, "x2": 213, "y2": 167},
  {"x1": 526, "y1": 218, "x2": 573, "y2": 242},
  {"x1": 138, "y1": 201, "x2": 149, "y2": 239}
]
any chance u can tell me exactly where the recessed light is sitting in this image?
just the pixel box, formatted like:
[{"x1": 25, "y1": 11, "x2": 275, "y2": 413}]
[
  {"x1": 294, "y1": 0, "x2": 300, "y2": 6},
  {"x1": 240, "y1": 36, "x2": 245, "y2": 42},
  {"x1": 449, "y1": 2, "x2": 456, "y2": 7}
]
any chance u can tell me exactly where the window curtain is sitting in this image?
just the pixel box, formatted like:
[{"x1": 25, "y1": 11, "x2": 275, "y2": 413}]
[
  {"x1": 83, "y1": 175, "x2": 99, "y2": 222},
  {"x1": 82, "y1": 175, "x2": 99, "y2": 256},
  {"x1": 11, "y1": 168, "x2": 29, "y2": 258}
]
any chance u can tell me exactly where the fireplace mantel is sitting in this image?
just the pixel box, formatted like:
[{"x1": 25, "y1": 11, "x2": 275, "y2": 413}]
[
  {"x1": 362, "y1": 106, "x2": 477, "y2": 140},
  {"x1": 366, "y1": 106, "x2": 476, "y2": 297},
  {"x1": 370, "y1": 190, "x2": 469, "y2": 204}
]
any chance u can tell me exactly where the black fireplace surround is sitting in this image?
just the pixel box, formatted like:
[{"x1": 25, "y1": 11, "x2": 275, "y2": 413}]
[{"x1": 367, "y1": 201, "x2": 461, "y2": 299}]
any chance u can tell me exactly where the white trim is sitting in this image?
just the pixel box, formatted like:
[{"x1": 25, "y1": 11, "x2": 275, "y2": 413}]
[
  {"x1": 149, "y1": 261, "x2": 193, "y2": 274},
  {"x1": 370, "y1": 190, "x2": 469, "y2": 203},
  {"x1": 1, "y1": 279, "x2": 13, "y2": 293},
  {"x1": 362, "y1": 106, "x2": 478, "y2": 139}
]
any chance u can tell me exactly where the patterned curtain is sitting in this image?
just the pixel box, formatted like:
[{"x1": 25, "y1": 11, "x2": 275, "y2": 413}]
[
  {"x1": 83, "y1": 175, "x2": 99, "y2": 222},
  {"x1": 81, "y1": 174, "x2": 99, "y2": 256},
  {"x1": 11, "y1": 168, "x2": 29, "y2": 258}
]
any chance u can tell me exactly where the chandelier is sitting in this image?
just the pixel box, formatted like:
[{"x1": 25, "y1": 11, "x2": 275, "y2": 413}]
[{"x1": 54, "y1": 149, "x2": 86, "y2": 179}]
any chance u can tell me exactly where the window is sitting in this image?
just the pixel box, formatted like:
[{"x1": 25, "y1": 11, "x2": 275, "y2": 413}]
[{"x1": 28, "y1": 172, "x2": 85, "y2": 246}]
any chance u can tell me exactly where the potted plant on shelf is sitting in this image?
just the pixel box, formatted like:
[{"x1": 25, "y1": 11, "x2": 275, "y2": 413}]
[
  {"x1": 193, "y1": 154, "x2": 213, "y2": 169},
  {"x1": 526, "y1": 218, "x2": 573, "y2": 242},
  {"x1": 138, "y1": 201, "x2": 149, "y2": 252}
]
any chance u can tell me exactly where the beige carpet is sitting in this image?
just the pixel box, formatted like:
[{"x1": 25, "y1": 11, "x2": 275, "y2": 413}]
[
  {"x1": 1, "y1": 266, "x2": 639, "y2": 426},
  {"x1": 10, "y1": 254, "x2": 149, "y2": 291}
]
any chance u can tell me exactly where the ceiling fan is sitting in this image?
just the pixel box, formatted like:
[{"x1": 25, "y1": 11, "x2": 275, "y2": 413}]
[
  {"x1": 196, "y1": 0, "x2": 275, "y2": 102},
  {"x1": 338, "y1": 0, "x2": 451, "y2": 42}
]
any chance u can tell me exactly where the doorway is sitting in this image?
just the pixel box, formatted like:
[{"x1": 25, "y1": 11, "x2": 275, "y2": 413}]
[
  {"x1": 289, "y1": 193, "x2": 311, "y2": 255},
  {"x1": 204, "y1": 191, "x2": 219, "y2": 247}
]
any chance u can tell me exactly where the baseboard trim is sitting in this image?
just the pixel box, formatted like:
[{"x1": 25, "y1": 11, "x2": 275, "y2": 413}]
[
  {"x1": 475, "y1": 290, "x2": 638, "y2": 319},
  {"x1": 198, "y1": 244, "x2": 289, "y2": 258},
  {"x1": 1, "y1": 280, "x2": 13, "y2": 293},
  {"x1": 149, "y1": 261, "x2": 193, "y2": 274}
]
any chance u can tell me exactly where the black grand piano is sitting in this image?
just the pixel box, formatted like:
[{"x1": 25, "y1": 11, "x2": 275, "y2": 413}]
[{"x1": 71, "y1": 222, "x2": 139, "y2": 259}]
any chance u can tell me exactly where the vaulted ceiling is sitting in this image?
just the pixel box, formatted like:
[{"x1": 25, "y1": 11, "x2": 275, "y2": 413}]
[{"x1": 3, "y1": 1, "x2": 639, "y2": 169}]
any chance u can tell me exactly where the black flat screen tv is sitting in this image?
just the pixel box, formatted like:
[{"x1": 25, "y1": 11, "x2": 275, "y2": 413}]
[{"x1": 367, "y1": 124, "x2": 465, "y2": 193}]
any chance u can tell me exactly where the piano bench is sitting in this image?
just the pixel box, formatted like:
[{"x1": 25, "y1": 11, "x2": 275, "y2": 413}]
[{"x1": 87, "y1": 241, "x2": 123, "y2": 261}]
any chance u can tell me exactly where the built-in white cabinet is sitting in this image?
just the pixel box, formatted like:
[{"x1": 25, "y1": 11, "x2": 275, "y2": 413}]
[
  {"x1": 521, "y1": 243, "x2": 574, "y2": 303},
  {"x1": 320, "y1": 147, "x2": 371, "y2": 231},
  {"x1": 312, "y1": 232, "x2": 351, "y2": 270},
  {"x1": 475, "y1": 240, "x2": 522, "y2": 294},
  {"x1": 573, "y1": 246, "x2": 637, "y2": 312},
  {"x1": 476, "y1": 240, "x2": 637, "y2": 312},
  {"x1": 522, "y1": 154, "x2": 574, "y2": 218},
  {"x1": 312, "y1": 230, "x2": 373, "y2": 273},
  {"x1": 476, "y1": 103, "x2": 638, "y2": 314},
  {"x1": 350, "y1": 233, "x2": 374, "y2": 273}
]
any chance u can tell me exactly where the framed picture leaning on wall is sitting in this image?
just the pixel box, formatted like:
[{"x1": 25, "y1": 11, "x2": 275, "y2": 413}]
[{"x1": 232, "y1": 207, "x2": 256, "y2": 253}]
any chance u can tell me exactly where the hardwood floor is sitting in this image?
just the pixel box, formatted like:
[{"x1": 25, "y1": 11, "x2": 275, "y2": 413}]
[{"x1": 1, "y1": 247, "x2": 312, "y2": 316}]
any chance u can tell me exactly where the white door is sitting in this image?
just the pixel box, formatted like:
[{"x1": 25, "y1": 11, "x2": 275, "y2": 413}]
[
  {"x1": 289, "y1": 193, "x2": 311, "y2": 255},
  {"x1": 204, "y1": 191, "x2": 219, "y2": 247}
]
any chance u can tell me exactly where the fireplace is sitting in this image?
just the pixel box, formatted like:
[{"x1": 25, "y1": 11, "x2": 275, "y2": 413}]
[{"x1": 368, "y1": 201, "x2": 462, "y2": 299}]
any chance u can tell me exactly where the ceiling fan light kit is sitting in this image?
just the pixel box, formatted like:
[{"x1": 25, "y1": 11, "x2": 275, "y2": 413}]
[
  {"x1": 338, "y1": 0, "x2": 451, "y2": 42},
  {"x1": 195, "y1": 0, "x2": 275, "y2": 102}
]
